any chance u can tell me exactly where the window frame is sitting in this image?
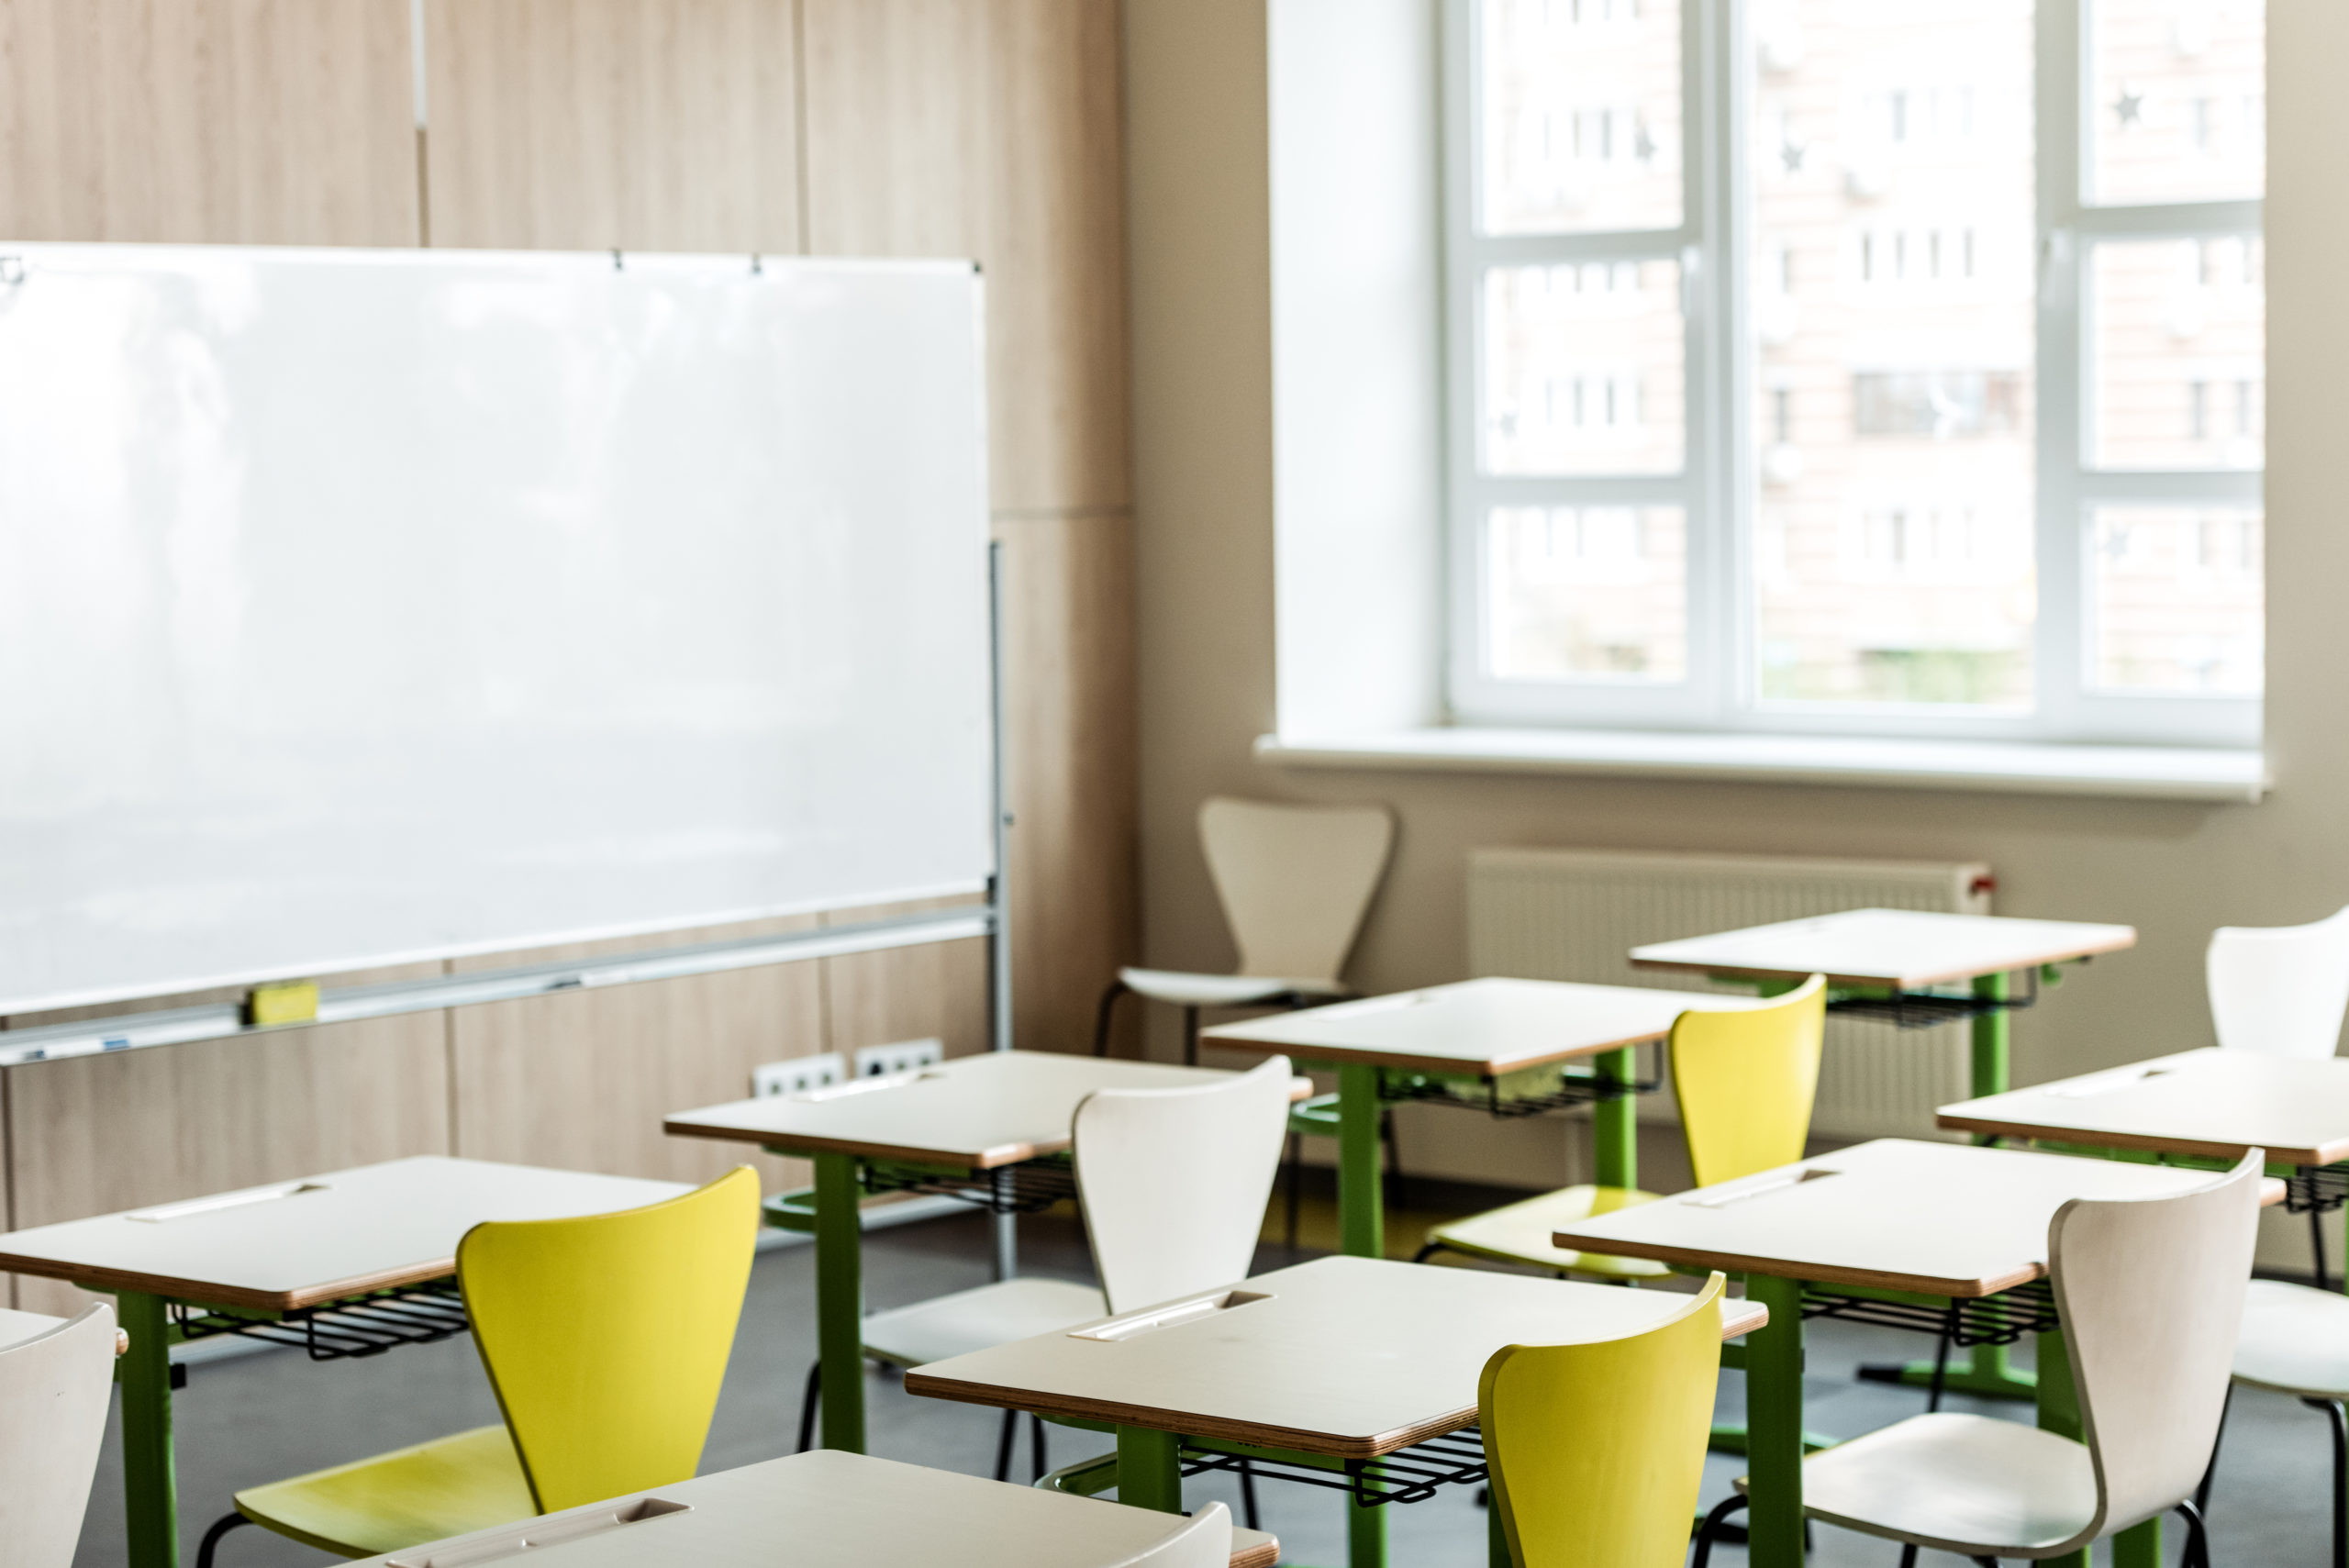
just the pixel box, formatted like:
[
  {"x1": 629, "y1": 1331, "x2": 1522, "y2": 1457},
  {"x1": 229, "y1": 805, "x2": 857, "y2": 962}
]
[{"x1": 1441, "y1": 0, "x2": 2265, "y2": 748}]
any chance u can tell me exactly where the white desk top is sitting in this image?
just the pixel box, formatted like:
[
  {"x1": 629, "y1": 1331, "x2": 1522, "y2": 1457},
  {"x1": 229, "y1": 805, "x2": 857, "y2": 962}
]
[
  {"x1": 1550, "y1": 1137, "x2": 2281, "y2": 1297},
  {"x1": 343, "y1": 1449, "x2": 1278, "y2": 1568},
  {"x1": 906, "y1": 1254, "x2": 1765, "y2": 1459},
  {"x1": 1940, "y1": 1049, "x2": 2349, "y2": 1167},
  {"x1": 664, "y1": 1050, "x2": 1269, "y2": 1168},
  {"x1": 0, "y1": 1157, "x2": 687, "y2": 1312},
  {"x1": 1197, "y1": 977, "x2": 1765, "y2": 1076},
  {"x1": 1629, "y1": 907, "x2": 2137, "y2": 990}
]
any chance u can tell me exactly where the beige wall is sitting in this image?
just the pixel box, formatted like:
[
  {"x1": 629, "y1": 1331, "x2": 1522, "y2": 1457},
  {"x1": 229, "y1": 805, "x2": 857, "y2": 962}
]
[
  {"x1": 0, "y1": 0, "x2": 1136, "y2": 1311},
  {"x1": 1124, "y1": 0, "x2": 2349, "y2": 1237}
]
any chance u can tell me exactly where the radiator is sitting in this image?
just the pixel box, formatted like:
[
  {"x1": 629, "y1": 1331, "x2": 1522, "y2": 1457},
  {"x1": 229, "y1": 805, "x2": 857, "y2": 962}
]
[{"x1": 1467, "y1": 847, "x2": 1993, "y2": 1140}]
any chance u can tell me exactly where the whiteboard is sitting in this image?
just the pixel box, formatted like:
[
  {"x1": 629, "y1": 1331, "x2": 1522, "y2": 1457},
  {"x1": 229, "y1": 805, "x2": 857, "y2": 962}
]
[{"x1": 0, "y1": 244, "x2": 995, "y2": 1016}]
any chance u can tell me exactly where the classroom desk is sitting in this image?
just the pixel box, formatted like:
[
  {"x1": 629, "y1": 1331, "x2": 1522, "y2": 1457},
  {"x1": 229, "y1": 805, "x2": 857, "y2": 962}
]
[
  {"x1": 1551, "y1": 1138, "x2": 2284, "y2": 1568},
  {"x1": 1631, "y1": 908, "x2": 2137, "y2": 1400},
  {"x1": 340, "y1": 1449, "x2": 1281, "y2": 1568},
  {"x1": 1197, "y1": 978, "x2": 1767, "y2": 1261},
  {"x1": 0, "y1": 1156, "x2": 685, "y2": 1568},
  {"x1": 664, "y1": 1050, "x2": 1281, "y2": 1455},
  {"x1": 905, "y1": 1253, "x2": 1765, "y2": 1568}
]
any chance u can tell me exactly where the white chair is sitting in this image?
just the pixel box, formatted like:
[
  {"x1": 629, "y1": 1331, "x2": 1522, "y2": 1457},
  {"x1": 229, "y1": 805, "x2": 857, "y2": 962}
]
[
  {"x1": 1119, "y1": 1501, "x2": 1233, "y2": 1568},
  {"x1": 1694, "y1": 1151, "x2": 2261, "y2": 1568},
  {"x1": 1093, "y1": 797, "x2": 1396, "y2": 1065},
  {"x1": 795, "y1": 1056, "x2": 1296, "y2": 1493},
  {"x1": 2208, "y1": 902, "x2": 2349, "y2": 1060},
  {"x1": 1, "y1": 1304, "x2": 120, "y2": 1568}
]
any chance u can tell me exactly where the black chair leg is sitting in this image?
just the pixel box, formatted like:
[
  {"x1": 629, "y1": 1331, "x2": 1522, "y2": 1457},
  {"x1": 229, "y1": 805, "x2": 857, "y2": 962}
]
[
  {"x1": 1412, "y1": 1240, "x2": 1444, "y2": 1263},
  {"x1": 1183, "y1": 1006, "x2": 1199, "y2": 1067},
  {"x1": 2317, "y1": 1202, "x2": 2333, "y2": 1295},
  {"x1": 1030, "y1": 1415, "x2": 1048, "y2": 1483},
  {"x1": 2175, "y1": 1497, "x2": 2213, "y2": 1568},
  {"x1": 1381, "y1": 1107, "x2": 1406, "y2": 1212},
  {"x1": 1897, "y1": 1546, "x2": 1919, "y2": 1568},
  {"x1": 2311, "y1": 1396, "x2": 2349, "y2": 1568},
  {"x1": 1091, "y1": 981, "x2": 1128, "y2": 1058},
  {"x1": 795, "y1": 1360, "x2": 821, "y2": 1453},
  {"x1": 1689, "y1": 1496, "x2": 1749, "y2": 1568},
  {"x1": 1926, "y1": 1316, "x2": 1955, "y2": 1414},
  {"x1": 2195, "y1": 1383, "x2": 2232, "y2": 1517},
  {"x1": 994, "y1": 1407, "x2": 1019, "y2": 1482},
  {"x1": 1972, "y1": 1559, "x2": 1999, "y2": 1567},
  {"x1": 195, "y1": 1513, "x2": 252, "y2": 1568},
  {"x1": 1240, "y1": 1457, "x2": 1261, "y2": 1530},
  {"x1": 1284, "y1": 1131, "x2": 1305, "y2": 1253}
]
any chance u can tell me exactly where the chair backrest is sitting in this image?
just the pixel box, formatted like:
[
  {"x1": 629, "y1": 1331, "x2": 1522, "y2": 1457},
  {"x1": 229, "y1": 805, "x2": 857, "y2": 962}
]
[
  {"x1": 1671, "y1": 976, "x2": 1827, "y2": 1187},
  {"x1": 2208, "y1": 903, "x2": 2349, "y2": 1058},
  {"x1": 1111, "y1": 1502, "x2": 1232, "y2": 1568},
  {"x1": 1074, "y1": 1055, "x2": 1295, "y2": 1313},
  {"x1": 1480, "y1": 1273, "x2": 1727, "y2": 1568},
  {"x1": 0, "y1": 1304, "x2": 117, "y2": 1568},
  {"x1": 1197, "y1": 797, "x2": 1396, "y2": 984},
  {"x1": 2054, "y1": 1151, "x2": 2262, "y2": 1541},
  {"x1": 458, "y1": 1166, "x2": 761, "y2": 1513}
]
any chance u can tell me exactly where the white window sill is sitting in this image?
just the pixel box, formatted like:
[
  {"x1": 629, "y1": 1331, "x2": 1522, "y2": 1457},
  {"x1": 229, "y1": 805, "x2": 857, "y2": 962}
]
[{"x1": 1254, "y1": 728, "x2": 2270, "y2": 803}]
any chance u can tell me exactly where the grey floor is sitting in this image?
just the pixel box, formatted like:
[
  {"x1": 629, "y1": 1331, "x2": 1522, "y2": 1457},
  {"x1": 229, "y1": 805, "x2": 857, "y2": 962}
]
[{"x1": 70, "y1": 1207, "x2": 2339, "y2": 1568}]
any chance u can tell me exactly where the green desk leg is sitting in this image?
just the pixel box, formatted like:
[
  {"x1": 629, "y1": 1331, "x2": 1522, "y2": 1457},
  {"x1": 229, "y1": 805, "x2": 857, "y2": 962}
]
[
  {"x1": 1591, "y1": 1046, "x2": 1637, "y2": 1192},
  {"x1": 2035, "y1": 1327, "x2": 2092, "y2": 1568},
  {"x1": 812, "y1": 1151, "x2": 865, "y2": 1453},
  {"x1": 1116, "y1": 1426, "x2": 1183, "y2": 1512},
  {"x1": 1743, "y1": 1274, "x2": 1807, "y2": 1568},
  {"x1": 1337, "y1": 1061, "x2": 1385, "y2": 1260},
  {"x1": 117, "y1": 1290, "x2": 177, "y2": 1568},
  {"x1": 1348, "y1": 1466, "x2": 1387, "y2": 1568},
  {"x1": 1865, "y1": 974, "x2": 2037, "y2": 1402}
]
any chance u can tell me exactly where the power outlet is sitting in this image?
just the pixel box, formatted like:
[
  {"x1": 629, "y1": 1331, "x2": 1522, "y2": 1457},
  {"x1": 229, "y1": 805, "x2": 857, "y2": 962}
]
[
  {"x1": 752, "y1": 1051, "x2": 848, "y2": 1098},
  {"x1": 852, "y1": 1038, "x2": 944, "y2": 1078}
]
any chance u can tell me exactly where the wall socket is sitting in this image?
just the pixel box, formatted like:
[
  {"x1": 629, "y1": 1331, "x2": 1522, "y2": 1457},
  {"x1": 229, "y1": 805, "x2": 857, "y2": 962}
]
[
  {"x1": 751, "y1": 1051, "x2": 848, "y2": 1098},
  {"x1": 852, "y1": 1038, "x2": 944, "y2": 1078}
]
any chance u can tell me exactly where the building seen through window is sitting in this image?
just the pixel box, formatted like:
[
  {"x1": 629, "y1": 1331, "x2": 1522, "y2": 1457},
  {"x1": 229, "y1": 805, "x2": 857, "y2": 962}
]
[{"x1": 1453, "y1": 0, "x2": 2266, "y2": 736}]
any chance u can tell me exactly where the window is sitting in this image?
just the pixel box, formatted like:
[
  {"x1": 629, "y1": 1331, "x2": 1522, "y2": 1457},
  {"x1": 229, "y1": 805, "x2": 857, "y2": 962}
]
[{"x1": 1445, "y1": 0, "x2": 2265, "y2": 746}]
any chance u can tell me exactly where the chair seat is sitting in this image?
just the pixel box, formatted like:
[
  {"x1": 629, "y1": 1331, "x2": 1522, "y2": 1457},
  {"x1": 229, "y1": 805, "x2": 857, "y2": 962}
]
[
  {"x1": 1425, "y1": 1184, "x2": 1673, "y2": 1280},
  {"x1": 861, "y1": 1277, "x2": 1106, "y2": 1368},
  {"x1": 1738, "y1": 1411, "x2": 2097, "y2": 1558},
  {"x1": 2233, "y1": 1277, "x2": 2349, "y2": 1396},
  {"x1": 236, "y1": 1423, "x2": 537, "y2": 1558},
  {"x1": 1118, "y1": 968, "x2": 1345, "y2": 1008}
]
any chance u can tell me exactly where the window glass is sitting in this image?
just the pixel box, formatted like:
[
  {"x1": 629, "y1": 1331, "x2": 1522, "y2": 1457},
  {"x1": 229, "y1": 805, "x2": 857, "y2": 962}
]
[
  {"x1": 2089, "y1": 506, "x2": 2263, "y2": 692},
  {"x1": 2089, "y1": 236, "x2": 2264, "y2": 470},
  {"x1": 1486, "y1": 506, "x2": 1688, "y2": 679},
  {"x1": 1479, "y1": 0, "x2": 1683, "y2": 235},
  {"x1": 2088, "y1": 0, "x2": 2265, "y2": 205},
  {"x1": 1480, "y1": 259, "x2": 1685, "y2": 475},
  {"x1": 1747, "y1": 0, "x2": 2038, "y2": 707}
]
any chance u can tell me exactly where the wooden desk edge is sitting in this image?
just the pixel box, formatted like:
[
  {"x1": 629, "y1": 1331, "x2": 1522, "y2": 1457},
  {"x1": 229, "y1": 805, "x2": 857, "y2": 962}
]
[
  {"x1": 1231, "y1": 1534, "x2": 1279, "y2": 1568},
  {"x1": 1631, "y1": 930, "x2": 2138, "y2": 993},
  {"x1": 0, "y1": 1252, "x2": 455, "y2": 1315},
  {"x1": 901, "y1": 1372, "x2": 1464, "y2": 1460},
  {"x1": 662, "y1": 1119, "x2": 1046, "y2": 1170},
  {"x1": 1932, "y1": 1113, "x2": 2346, "y2": 1171},
  {"x1": 1197, "y1": 1031, "x2": 1670, "y2": 1077},
  {"x1": 1548, "y1": 1234, "x2": 2043, "y2": 1299}
]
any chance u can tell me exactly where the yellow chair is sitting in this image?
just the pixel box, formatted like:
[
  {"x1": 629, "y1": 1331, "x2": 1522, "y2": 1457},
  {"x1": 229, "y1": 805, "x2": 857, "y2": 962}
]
[
  {"x1": 1417, "y1": 976, "x2": 1827, "y2": 1277},
  {"x1": 195, "y1": 1166, "x2": 761, "y2": 1566},
  {"x1": 1482, "y1": 1273, "x2": 1731, "y2": 1568}
]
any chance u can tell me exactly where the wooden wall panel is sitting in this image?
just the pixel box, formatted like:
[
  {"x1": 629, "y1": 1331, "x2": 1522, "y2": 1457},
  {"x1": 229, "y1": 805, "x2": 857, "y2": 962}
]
[
  {"x1": 801, "y1": 0, "x2": 1130, "y2": 513},
  {"x1": 5, "y1": 962, "x2": 450, "y2": 1316},
  {"x1": 823, "y1": 900, "x2": 991, "y2": 1062},
  {"x1": 448, "y1": 917, "x2": 825, "y2": 1188},
  {"x1": 422, "y1": 0, "x2": 800, "y2": 252},
  {"x1": 0, "y1": 0, "x2": 418, "y2": 243}
]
